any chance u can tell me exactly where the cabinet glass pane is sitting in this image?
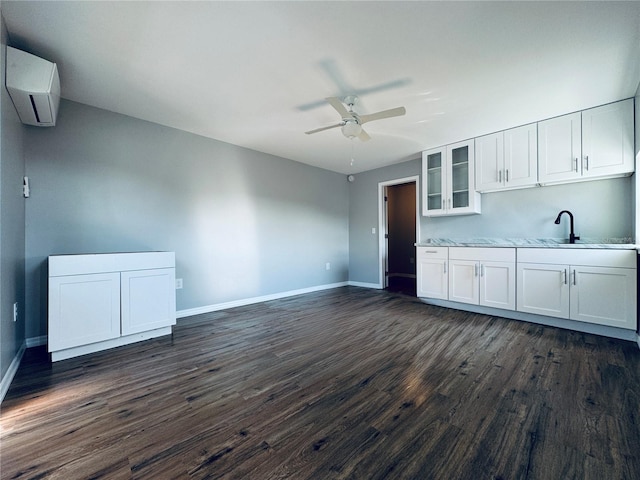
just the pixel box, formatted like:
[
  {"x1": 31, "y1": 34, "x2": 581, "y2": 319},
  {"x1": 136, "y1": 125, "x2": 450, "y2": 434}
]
[
  {"x1": 426, "y1": 152, "x2": 442, "y2": 211},
  {"x1": 451, "y1": 145, "x2": 468, "y2": 165},
  {"x1": 428, "y1": 153, "x2": 442, "y2": 170},
  {"x1": 452, "y1": 191, "x2": 469, "y2": 208},
  {"x1": 452, "y1": 162, "x2": 469, "y2": 192},
  {"x1": 451, "y1": 145, "x2": 469, "y2": 208},
  {"x1": 428, "y1": 194, "x2": 442, "y2": 210}
]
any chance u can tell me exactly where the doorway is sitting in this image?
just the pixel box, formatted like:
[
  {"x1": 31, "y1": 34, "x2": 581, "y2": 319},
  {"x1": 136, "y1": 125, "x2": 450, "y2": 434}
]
[{"x1": 379, "y1": 177, "x2": 419, "y2": 295}]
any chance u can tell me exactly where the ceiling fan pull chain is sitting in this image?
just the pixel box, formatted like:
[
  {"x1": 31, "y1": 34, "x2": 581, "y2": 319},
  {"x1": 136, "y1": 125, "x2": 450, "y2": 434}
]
[{"x1": 350, "y1": 138, "x2": 355, "y2": 167}]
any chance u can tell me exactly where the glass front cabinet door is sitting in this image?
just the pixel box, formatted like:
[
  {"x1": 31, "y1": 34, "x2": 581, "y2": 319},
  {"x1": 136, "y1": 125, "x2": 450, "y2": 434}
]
[{"x1": 422, "y1": 139, "x2": 481, "y2": 217}]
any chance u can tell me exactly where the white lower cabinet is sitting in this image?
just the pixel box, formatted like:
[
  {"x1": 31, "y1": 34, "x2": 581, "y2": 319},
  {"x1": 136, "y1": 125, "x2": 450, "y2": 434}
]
[
  {"x1": 416, "y1": 247, "x2": 448, "y2": 300},
  {"x1": 121, "y1": 268, "x2": 176, "y2": 335},
  {"x1": 48, "y1": 252, "x2": 176, "y2": 361},
  {"x1": 448, "y1": 248, "x2": 516, "y2": 310},
  {"x1": 517, "y1": 249, "x2": 636, "y2": 330},
  {"x1": 48, "y1": 272, "x2": 121, "y2": 351}
]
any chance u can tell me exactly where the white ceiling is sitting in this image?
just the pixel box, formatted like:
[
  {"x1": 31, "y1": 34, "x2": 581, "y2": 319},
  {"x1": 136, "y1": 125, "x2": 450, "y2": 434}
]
[{"x1": 3, "y1": 1, "x2": 640, "y2": 174}]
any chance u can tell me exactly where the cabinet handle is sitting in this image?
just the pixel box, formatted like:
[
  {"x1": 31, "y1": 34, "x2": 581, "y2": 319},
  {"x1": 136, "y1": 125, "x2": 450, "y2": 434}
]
[
  {"x1": 585, "y1": 155, "x2": 589, "y2": 171},
  {"x1": 498, "y1": 170, "x2": 502, "y2": 183},
  {"x1": 572, "y1": 269, "x2": 576, "y2": 286},
  {"x1": 474, "y1": 263, "x2": 479, "y2": 277},
  {"x1": 574, "y1": 158, "x2": 578, "y2": 172},
  {"x1": 443, "y1": 262, "x2": 447, "y2": 274},
  {"x1": 442, "y1": 199, "x2": 445, "y2": 209},
  {"x1": 448, "y1": 198, "x2": 451, "y2": 209},
  {"x1": 563, "y1": 269, "x2": 567, "y2": 285},
  {"x1": 505, "y1": 169, "x2": 509, "y2": 182},
  {"x1": 480, "y1": 264, "x2": 484, "y2": 277}
]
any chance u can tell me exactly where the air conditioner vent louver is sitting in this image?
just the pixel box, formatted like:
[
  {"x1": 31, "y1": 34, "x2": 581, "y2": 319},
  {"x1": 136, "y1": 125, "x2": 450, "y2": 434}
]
[{"x1": 6, "y1": 47, "x2": 60, "y2": 127}]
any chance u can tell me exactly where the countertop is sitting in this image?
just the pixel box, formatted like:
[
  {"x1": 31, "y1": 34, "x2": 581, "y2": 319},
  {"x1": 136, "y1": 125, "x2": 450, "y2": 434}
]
[{"x1": 416, "y1": 238, "x2": 638, "y2": 250}]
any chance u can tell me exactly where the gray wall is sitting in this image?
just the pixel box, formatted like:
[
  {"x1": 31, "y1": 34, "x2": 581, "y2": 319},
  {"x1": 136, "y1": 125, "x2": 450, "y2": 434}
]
[
  {"x1": 348, "y1": 158, "x2": 421, "y2": 285},
  {"x1": 420, "y1": 178, "x2": 633, "y2": 241},
  {"x1": 24, "y1": 100, "x2": 349, "y2": 339},
  {"x1": 348, "y1": 157, "x2": 634, "y2": 286},
  {"x1": 0, "y1": 14, "x2": 26, "y2": 381}
]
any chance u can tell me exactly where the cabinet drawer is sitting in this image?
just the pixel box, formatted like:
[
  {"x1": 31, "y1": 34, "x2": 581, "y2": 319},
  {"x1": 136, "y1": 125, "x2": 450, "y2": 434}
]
[
  {"x1": 417, "y1": 246, "x2": 448, "y2": 260},
  {"x1": 449, "y1": 247, "x2": 515, "y2": 262},
  {"x1": 517, "y1": 248, "x2": 636, "y2": 268}
]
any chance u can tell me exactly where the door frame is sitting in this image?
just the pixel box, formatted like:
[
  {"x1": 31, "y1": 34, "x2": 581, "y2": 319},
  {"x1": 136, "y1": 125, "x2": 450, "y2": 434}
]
[{"x1": 378, "y1": 176, "x2": 420, "y2": 288}]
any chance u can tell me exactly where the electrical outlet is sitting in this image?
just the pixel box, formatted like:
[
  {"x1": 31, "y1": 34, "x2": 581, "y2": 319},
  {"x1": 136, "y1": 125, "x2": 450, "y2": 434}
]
[
  {"x1": 13, "y1": 302, "x2": 18, "y2": 322},
  {"x1": 325, "y1": 262, "x2": 331, "y2": 270},
  {"x1": 175, "y1": 278, "x2": 183, "y2": 289},
  {"x1": 371, "y1": 227, "x2": 376, "y2": 234}
]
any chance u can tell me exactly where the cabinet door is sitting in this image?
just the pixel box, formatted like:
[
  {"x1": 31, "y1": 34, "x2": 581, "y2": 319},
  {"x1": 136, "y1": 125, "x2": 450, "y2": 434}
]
[
  {"x1": 121, "y1": 268, "x2": 176, "y2": 335},
  {"x1": 517, "y1": 263, "x2": 569, "y2": 318},
  {"x1": 480, "y1": 261, "x2": 515, "y2": 310},
  {"x1": 582, "y1": 99, "x2": 634, "y2": 178},
  {"x1": 447, "y1": 140, "x2": 477, "y2": 214},
  {"x1": 48, "y1": 273, "x2": 121, "y2": 351},
  {"x1": 422, "y1": 148, "x2": 447, "y2": 216},
  {"x1": 504, "y1": 123, "x2": 538, "y2": 189},
  {"x1": 475, "y1": 132, "x2": 504, "y2": 192},
  {"x1": 417, "y1": 257, "x2": 448, "y2": 300},
  {"x1": 538, "y1": 112, "x2": 581, "y2": 184},
  {"x1": 569, "y1": 266, "x2": 636, "y2": 329},
  {"x1": 449, "y1": 260, "x2": 479, "y2": 305}
]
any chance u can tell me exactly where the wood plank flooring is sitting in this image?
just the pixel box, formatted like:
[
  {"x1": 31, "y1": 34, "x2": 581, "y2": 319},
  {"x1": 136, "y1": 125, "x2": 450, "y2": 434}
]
[{"x1": 1, "y1": 286, "x2": 640, "y2": 479}]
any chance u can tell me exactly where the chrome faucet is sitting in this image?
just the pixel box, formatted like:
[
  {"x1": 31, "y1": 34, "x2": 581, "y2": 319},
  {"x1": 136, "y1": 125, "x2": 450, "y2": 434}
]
[{"x1": 554, "y1": 210, "x2": 580, "y2": 244}]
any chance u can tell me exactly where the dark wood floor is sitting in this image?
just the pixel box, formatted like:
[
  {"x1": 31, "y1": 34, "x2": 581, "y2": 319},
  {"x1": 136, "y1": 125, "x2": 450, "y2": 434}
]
[{"x1": 2, "y1": 286, "x2": 640, "y2": 479}]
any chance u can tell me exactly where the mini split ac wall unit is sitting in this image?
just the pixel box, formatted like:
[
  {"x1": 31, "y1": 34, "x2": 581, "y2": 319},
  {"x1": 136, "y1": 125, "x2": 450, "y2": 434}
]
[{"x1": 6, "y1": 46, "x2": 60, "y2": 127}]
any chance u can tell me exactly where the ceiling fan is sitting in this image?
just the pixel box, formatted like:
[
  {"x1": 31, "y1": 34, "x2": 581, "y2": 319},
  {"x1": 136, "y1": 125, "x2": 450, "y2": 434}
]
[{"x1": 305, "y1": 95, "x2": 406, "y2": 141}]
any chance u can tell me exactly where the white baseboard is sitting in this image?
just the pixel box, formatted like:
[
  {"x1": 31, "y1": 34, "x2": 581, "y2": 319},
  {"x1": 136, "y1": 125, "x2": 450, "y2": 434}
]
[
  {"x1": 0, "y1": 341, "x2": 26, "y2": 404},
  {"x1": 26, "y1": 335, "x2": 47, "y2": 348},
  {"x1": 348, "y1": 281, "x2": 382, "y2": 289},
  {"x1": 177, "y1": 281, "x2": 349, "y2": 319}
]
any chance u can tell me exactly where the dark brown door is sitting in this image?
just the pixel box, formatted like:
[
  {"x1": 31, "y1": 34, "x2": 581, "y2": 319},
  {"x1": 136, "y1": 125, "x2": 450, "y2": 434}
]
[{"x1": 386, "y1": 182, "x2": 416, "y2": 295}]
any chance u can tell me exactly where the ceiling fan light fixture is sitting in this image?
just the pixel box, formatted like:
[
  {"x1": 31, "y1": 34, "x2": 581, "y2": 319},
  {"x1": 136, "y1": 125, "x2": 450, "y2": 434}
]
[{"x1": 341, "y1": 120, "x2": 362, "y2": 138}]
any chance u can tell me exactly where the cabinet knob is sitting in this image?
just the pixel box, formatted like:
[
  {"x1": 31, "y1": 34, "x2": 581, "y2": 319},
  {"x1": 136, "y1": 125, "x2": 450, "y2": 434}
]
[{"x1": 584, "y1": 155, "x2": 589, "y2": 171}]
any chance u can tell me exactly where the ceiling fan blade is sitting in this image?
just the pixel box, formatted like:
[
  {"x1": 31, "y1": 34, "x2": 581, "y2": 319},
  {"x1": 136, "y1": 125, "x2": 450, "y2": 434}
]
[
  {"x1": 358, "y1": 128, "x2": 371, "y2": 142},
  {"x1": 359, "y1": 106, "x2": 406, "y2": 125},
  {"x1": 326, "y1": 97, "x2": 353, "y2": 119},
  {"x1": 305, "y1": 123, "x2": 343, "y2": 135}
]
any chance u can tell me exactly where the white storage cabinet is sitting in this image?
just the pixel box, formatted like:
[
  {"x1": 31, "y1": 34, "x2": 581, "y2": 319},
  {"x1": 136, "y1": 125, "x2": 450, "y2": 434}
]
[
  {"x1": 538, "y1": 99, "x2": 633, "y2": 185},
  {"x1": 48, "y1": 252, "x2": 176, "y2": 361},
  {"x1": 476, "y1": 124, "x2": 538, "y2": 193},
  {"x1": 517, "y1": 248, "x2": 636, "y2": 330},
  {"x1": 416, "y1": 247, "x2": 448, "y2": 300},
  {"x1": 422, "y1": 140, "x2": 480, "y2": 217},
  {"x1": 448, "y1": 247, "x2": 516, "y2": 310}
]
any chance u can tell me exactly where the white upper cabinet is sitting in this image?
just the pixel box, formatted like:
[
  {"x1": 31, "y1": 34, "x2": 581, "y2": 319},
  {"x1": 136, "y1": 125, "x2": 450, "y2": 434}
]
[
  {"x1": 538, "y1": 99, "x2": 633, "y2": 185},
  {"x1": 476, "y1": 123, "x2": 537, "y2": 192},
  {"x1": 581, "y1": 99, "x2": 634, "y2": 178},
  {"x1": 422, "y1": 139, "x2": 480, "y2": 217},
  {"x1": 538, "y1": 112, "x2": 582, "y2": 184}
]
